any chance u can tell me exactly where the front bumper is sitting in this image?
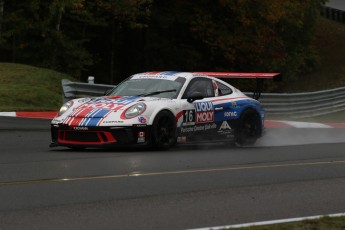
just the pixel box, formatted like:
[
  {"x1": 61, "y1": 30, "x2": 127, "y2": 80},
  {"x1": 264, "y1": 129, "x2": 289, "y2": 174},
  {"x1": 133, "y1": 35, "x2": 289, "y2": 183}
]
[{"x1": 50, "y1": 124, "x2": 151, "y2": 148}]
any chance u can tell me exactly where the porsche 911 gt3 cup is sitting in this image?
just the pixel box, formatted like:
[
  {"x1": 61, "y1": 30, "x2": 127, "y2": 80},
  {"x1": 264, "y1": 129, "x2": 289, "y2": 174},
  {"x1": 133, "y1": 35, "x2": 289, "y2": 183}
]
[{"x1": 50, "y1": 71, "x2": 279, "y2": 150}]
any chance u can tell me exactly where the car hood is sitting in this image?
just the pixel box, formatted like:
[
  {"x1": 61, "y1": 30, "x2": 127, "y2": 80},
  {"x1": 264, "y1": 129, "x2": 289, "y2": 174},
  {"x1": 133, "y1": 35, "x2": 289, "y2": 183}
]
[
  {"x1": 69, "y1": 96, "x2": 143, "y2": 118},
  {"x1": 53, "y1": 95, "x2": 175, "y2": 127}
]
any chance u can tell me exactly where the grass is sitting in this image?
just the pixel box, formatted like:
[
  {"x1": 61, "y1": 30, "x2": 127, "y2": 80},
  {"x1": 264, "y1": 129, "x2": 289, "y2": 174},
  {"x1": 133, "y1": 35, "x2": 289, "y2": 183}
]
[
  {"x1": 0, "y1": 63, "x2": 75, "y2": 111},
  {"x1": 233, "y1": 216, "x2": 345, "y2": 230}
]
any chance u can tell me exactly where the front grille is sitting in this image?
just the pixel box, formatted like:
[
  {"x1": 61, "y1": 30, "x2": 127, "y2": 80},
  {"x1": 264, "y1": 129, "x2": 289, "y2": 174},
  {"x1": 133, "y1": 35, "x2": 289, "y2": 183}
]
[
  {"x1": 65, "y1": 131, "x2": 100, "y2": 142},
  {"x1": 58, "y1": 130, "x2": 116, "y2": 144}
]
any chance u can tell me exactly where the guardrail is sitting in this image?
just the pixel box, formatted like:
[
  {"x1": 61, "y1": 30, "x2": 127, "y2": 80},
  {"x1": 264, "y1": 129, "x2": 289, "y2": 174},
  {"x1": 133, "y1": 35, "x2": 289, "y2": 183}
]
[
  {"x1": 61, "y1": 79, "x2": 115, "y2": 103},
  {"x1": 61, "y1": 79, "x2": 345, "y2": 118},
  {"x1": 258, "y1": 87, "x2": 345, "y2": 118},
  {"x1": 321, "y1": 6, "x2": 345, "y2": 23}
]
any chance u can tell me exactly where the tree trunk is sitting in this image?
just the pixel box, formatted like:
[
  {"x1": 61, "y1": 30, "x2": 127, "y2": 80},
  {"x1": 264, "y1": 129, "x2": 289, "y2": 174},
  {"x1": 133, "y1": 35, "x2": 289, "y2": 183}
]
[
  {"x1": 0, "y1": 0, "x2": 4, "y2": 39},
  {"x1": 56, "y1": 7, "x2": 63, "y2": 31}
]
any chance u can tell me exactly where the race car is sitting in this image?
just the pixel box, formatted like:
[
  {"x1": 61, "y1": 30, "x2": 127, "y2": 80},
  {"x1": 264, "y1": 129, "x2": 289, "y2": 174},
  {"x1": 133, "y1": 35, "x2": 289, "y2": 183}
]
[{"x1": 50, "y1": 71, "x2": 279, "y2": 150}]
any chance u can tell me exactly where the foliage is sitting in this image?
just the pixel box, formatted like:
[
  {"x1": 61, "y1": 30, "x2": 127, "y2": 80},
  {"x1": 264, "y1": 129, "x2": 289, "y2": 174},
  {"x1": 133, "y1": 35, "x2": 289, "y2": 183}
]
[
  {"x1": 189, "y1": 0, "x2": 327, "y2": 79},
  {"x1": 0, "y1": 0, "x2": 327, "y2": 85}
]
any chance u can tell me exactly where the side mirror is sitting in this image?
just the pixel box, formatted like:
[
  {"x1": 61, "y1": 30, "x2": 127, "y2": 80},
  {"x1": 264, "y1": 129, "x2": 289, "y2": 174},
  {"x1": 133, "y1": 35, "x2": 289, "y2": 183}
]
[{"x1": 187, "y1": 92, "x2": 204, "y2": 103}]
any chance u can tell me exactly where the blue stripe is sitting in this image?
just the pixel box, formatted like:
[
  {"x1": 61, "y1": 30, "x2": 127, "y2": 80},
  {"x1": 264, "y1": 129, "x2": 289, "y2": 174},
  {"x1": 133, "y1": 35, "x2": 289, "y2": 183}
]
[
  {"x1": 91, "y1": 109, "x2": 110, "y2": 118},
  {"x1": 87, "y1": 118, "x2": 102, "y2": 126},
  {"x1": 86, "y1": 109, "x2": 100, "y2": 118},
  {"x1": 161, "y1": 71, "x2": 179, "y2": 76}
]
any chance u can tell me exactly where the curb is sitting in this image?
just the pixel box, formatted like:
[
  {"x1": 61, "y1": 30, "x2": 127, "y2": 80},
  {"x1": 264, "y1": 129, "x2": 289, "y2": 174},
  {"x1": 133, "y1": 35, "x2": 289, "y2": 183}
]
[
  {"x1": 0, "y1": 112, "x2": 57, "y2": 119},
  {"x1": 1, "y1": 112, "x2": 345, "y2": 128},
  {"x1": 266, "y1": 120, "x2": 345, "y2": 129}
]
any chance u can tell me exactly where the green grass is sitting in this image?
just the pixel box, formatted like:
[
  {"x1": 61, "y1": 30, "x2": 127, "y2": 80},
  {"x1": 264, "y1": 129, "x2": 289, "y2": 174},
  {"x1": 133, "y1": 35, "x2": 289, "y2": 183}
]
[
  {"x1": 0, "y1": 63, "x2": 76, "y2": 111},
  {"x1": 233, "y1": 216, "x2": 345, "y2": 230}
]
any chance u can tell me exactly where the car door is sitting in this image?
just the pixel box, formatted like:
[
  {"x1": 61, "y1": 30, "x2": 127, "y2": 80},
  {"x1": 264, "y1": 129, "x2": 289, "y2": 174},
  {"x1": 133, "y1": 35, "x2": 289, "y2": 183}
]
[{"x1": 178, "y1": 77, "x2": 218, "y2": 138}]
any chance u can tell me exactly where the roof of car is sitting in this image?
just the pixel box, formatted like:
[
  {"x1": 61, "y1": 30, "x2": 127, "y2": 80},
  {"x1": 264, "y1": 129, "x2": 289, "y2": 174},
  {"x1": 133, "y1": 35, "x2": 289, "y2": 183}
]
[
  {"x1": 133, "y1": 71, "x2": 280, "y2": 80},
  {"x1": 132, "y1": 71, "x2": 208, "y2": 80}
]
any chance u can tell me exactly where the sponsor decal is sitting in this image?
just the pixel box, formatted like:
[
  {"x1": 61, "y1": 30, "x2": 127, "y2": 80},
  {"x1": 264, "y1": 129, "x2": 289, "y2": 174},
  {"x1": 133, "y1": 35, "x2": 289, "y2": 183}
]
[
  {"x1": 180, "y1": 123, "x2": 217, "y2": 133},
  {"x1": 183, "y1": 109, "x2": 196, "y2": 125},
  {"x1": 138, "y1": 116, "x2": 147, "y2": 124},
  {"x1": 224, "y1": 111, "x2": 238, "y2": 117},
  {"x1": 138, "y1": 132, "x2": 145, "y2": 143},
  {"x1": 77, "y1": 96, "x2": 139, "y2": 111},
  {"x1": 73, "y1": 127, "x2": 88, "y2": 131},
  {"x1": 194, "y1": 102, "x2": 214, "y2": 123},
  {"x1": 102, "y1": 120, "x2": 124, "y2": 124},
  {"x1": 134, "y1": 124, "x2": 147, "y2": 127},
  {"x1": 218, "y1": 121, "x2": 232, "y2": 134}
]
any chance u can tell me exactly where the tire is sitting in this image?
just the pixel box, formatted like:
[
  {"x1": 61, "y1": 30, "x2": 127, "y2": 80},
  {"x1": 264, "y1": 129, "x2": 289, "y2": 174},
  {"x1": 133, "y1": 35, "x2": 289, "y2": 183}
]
[
  {"x1": 151, "y1": 111, "x2": 177, "y2": 150},
  {"x1": 234, "y1": 109, "x2": 262, "y2": 146}
]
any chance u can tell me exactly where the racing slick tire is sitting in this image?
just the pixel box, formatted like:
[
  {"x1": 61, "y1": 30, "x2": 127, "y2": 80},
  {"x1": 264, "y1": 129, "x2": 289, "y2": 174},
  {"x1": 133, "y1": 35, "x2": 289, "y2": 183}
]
[
  {"x1": 234, "y1": 108, "x2": 262, "y2": 146},
  {"x1": 151, "y1": 111, "x2": 177, "y2": 150}
]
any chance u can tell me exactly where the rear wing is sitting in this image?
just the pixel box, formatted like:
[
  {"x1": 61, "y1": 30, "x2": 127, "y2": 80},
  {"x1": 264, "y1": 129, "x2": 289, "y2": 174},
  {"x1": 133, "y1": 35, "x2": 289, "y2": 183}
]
[{"x1": 194, "y1": 72, "x2": 281, "y2": 99}]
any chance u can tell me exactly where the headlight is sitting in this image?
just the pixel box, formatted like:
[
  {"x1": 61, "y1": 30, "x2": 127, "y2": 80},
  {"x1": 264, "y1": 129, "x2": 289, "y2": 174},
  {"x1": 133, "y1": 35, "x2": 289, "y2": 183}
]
[
  {"x1": 124, "y1": 102, "x2": 146, "y2": 119},
  {"x1": 58, "y1": 101, "x2": 74, "y2": 116}
]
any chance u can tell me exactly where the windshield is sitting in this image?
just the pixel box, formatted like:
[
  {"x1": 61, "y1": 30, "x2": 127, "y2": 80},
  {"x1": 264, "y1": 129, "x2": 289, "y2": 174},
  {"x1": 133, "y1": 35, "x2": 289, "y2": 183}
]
[{"x1": 109, "y1": 77, "x2": 186, "y2": 99}]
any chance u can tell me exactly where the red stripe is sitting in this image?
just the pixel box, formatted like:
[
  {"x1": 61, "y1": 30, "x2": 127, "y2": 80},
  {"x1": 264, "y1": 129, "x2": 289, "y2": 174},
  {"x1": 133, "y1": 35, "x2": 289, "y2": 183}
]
[
  {"x1": 265, "y1": 120, "x2": 292, "y2": 128},
  {"x1": 78, "y1": 108, "x2": 94, "y2": 118},
  {"x1": 70, "y1": 117, "x2": 84, "y2": 126},
  {"x1": 146, "y1": 71, "x2": 163, "y2": 75},
  {"x1": 175, "y1": 111, "x2": 184, "y2": 122},
  {"x1": 211, "y1": 97, "x2": 250, "y2": 103}
]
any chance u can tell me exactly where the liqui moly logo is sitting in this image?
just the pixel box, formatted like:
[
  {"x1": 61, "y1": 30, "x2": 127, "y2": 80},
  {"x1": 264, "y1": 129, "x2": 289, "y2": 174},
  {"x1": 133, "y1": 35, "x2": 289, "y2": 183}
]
[{"x1": 195, "y1": 102, "x2": 214, "y2": 123}]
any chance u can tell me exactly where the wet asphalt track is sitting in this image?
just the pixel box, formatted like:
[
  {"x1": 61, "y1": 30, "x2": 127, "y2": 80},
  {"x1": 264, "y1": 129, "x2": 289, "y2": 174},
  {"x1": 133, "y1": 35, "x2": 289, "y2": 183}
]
[{"x1": 1, "y1": 116, "x2": 345, "y2": 230}]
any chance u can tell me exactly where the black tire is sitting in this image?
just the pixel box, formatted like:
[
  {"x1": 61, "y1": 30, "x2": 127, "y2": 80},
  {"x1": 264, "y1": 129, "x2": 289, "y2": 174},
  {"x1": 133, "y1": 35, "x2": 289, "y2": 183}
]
[
  {"x1": 151, "y1": 111, "x2": 177, "y2": 150},
  {"x1": 234, "y1": 109, "x2": 262, "y2": 146}
]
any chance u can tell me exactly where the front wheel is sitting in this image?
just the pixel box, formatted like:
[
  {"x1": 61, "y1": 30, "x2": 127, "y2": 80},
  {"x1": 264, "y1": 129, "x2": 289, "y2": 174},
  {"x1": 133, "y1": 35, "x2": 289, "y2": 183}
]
[
  {"x1": 234, "y1": 109, "x2": 262, "y2": 146},
  {"x1": 151, "y1": 111, "x2": 177, "y2": 150}
]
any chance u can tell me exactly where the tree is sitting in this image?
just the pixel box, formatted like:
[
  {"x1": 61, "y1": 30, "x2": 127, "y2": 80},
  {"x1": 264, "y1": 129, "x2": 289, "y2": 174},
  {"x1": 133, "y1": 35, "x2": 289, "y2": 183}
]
[
  {"x1": 87, "y1": 0, "x2": 152, "y2": 84},
  {"x1": 189, "y1": 0, "x2": 327, "y2": 80},
  {"x1": 0, "y1": 0, "x2": 4, "y2": 39},
  {"x1": 0, "y1": 0, "x2": 93, "y2": 77}
]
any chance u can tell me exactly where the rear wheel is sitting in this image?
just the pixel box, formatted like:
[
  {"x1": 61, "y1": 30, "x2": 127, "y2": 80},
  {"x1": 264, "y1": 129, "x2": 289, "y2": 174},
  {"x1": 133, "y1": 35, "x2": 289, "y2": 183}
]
[
  {"x1": 234, "y1": 109, "x2": 262, "y2": 146},
  {"x1": 151, "y1": 111, "x2": 177, "y2": 150}
]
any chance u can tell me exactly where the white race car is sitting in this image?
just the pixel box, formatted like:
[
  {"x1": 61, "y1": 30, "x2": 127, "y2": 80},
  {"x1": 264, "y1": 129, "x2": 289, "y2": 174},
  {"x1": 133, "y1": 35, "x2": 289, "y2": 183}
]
[{"x1": 50, "y1": 71, "x2": 279, "y2": 150}]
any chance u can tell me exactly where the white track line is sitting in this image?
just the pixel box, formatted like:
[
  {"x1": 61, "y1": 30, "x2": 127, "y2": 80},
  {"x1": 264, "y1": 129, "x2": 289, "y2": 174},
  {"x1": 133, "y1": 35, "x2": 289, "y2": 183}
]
[{"x1": 189, "y1": 213, "x2": 345, "y2": 230}]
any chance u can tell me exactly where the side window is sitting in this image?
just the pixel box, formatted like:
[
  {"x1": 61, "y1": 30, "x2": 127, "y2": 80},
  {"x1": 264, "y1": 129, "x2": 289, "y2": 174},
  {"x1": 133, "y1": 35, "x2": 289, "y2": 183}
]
[
  {"x1": 183, "y1": 78, "x2": 215, "y2": 99},
  {"x1": 216, "y1": 81, "x2": 233, "y2": 96}
]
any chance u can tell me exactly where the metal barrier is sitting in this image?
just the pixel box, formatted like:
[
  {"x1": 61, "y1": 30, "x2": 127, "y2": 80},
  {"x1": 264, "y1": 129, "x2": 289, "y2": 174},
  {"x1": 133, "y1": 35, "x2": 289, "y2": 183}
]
[
  {"x1": 61, "y1": 79, "x2": 115, "y2": 103},
  {"x1": 61, "y1": 79, "x2": 345, "y2": 118},
  {"x1": 321, "y1": 6, "x2": 345, "y2": 23},
  {"x1": 258, "y1": 87, "x2": 345, "y2": 118}
]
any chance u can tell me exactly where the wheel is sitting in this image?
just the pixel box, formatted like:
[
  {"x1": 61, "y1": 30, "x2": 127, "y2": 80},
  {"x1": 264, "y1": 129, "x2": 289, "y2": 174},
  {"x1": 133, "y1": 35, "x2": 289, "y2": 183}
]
[
  {"x1": 151, "y1": 111, "x2": 177, "y2": 150},
  {"x1": 234, "y1": 109, "x2": 262, "y2": 146}
]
